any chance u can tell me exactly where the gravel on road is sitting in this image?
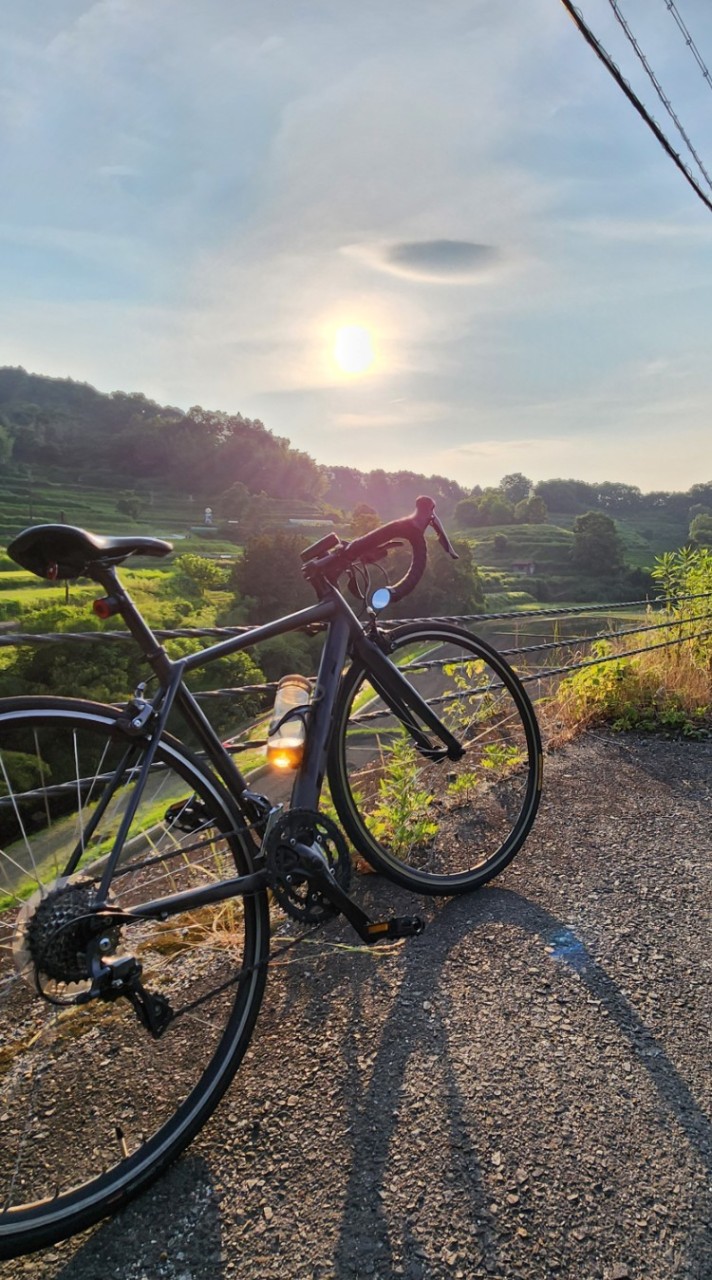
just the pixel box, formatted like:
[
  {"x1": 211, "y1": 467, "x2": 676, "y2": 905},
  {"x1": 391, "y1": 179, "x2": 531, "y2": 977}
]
[{"x1": 5, "y1": 733, "x2": 711, "y2": 1280}]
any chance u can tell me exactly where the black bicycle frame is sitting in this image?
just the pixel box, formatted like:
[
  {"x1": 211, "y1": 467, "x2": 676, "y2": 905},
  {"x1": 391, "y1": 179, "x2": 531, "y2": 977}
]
[{"x1": 82, "y1": 561, "x2": 464, "y2": 922}]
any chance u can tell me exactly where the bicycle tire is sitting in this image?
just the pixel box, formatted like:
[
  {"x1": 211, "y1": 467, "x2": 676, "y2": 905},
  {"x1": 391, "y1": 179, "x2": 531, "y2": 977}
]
[
  {"x1": 327, "y1": 623, "x2": 542, "y2": 894},
  {"x1": 0, "y1": 697, "x2": 269, "y2": 1258}
]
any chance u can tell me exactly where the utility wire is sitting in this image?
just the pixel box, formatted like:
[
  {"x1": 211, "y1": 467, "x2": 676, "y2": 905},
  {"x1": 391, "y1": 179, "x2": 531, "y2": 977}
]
[
  {"x1": 606, "y1": 0, "x2": 712, "y2": 192},
  {"x1": 558, "y1": 0, "x2": 712, "y2": 215},
  {"x1": 662, "y1": 0, "x2": 712, "y2": 92}
]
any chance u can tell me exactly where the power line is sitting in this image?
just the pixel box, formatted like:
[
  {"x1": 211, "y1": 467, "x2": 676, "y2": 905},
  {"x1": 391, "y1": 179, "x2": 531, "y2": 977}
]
[
  {"x1": 605, "y1": 0, "x2": 712, "y2": 192},
  {"x1": 558, "y1": 0, "x2": 712, "y2": 215},
  {"x1": 662, "y1": 0, "x2": 712, "y2": 93}
]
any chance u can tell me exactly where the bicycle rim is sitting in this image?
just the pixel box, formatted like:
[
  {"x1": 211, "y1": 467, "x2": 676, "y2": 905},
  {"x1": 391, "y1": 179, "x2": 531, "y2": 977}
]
[
  {"x1": 0, "y1": 697, "x2": 268, "y2": 1257},
  {"x1": 328, "y1": 624, "x2": 542, "y2": 894}
]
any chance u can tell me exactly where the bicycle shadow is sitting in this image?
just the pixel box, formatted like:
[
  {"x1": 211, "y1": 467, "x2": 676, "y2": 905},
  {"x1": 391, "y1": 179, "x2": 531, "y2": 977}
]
[
  {"x1": 281, "y1": 879, "x2": 712, "y2": 1277},
  {"x1": 36, "y1": 878, "x2": 712, "y2": 1280},
  {"x1": 47, "y1": 1155, "x2": 224, "y2": 1280}
]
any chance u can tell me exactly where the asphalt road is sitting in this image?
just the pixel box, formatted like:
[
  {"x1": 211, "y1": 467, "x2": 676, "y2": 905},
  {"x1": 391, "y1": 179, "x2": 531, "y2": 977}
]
[{"x1": 4, "y1": 733, "x2": 711, "y2": 1280}]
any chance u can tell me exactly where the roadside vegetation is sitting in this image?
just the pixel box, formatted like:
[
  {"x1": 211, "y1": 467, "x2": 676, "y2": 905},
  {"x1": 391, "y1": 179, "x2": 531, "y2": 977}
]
[{"x1": 548, "y1": 548, "x2": 712, "y2": 740}]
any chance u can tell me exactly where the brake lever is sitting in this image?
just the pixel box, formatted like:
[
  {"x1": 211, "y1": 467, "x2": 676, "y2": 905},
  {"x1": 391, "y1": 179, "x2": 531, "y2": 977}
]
[{"x1": 430, "y1": 513, "x2": 459, "y2": 560}]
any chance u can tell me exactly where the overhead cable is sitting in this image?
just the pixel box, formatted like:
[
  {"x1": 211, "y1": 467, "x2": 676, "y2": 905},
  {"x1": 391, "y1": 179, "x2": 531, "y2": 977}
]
[
  {"x1": 662, "y1": 0, "x2": 712, "y2": 92},
  {"x1": 606, "y1": 0, "x2": 712, "y2": 192},
  {"x1": 558, "y1": 0, "x2": 712, "y2": 215}
]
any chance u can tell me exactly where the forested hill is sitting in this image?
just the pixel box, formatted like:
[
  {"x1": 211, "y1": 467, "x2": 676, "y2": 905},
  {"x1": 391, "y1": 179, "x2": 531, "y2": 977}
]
[
  {"x1": 0, "y1": 366, "x2": 468, "y2": 518},
  {"x1": 2, "y1": 365, "x2": 710, "y2": 530}
]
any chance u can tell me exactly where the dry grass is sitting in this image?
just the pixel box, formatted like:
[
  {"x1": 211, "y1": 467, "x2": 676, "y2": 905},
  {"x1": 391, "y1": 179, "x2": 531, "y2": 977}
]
[{"x1": 542, "y1": 628, "x2": 711, "y2": 746}]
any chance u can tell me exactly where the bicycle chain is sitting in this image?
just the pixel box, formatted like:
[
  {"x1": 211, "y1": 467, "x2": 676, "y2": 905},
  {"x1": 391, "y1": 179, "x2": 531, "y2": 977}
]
[
  {"x1": 168, "y1": 924, "x2": 324, "y2": 1023},
  {"x1": 112, "y1": 816, "x2": 326, "y2": 1024}
]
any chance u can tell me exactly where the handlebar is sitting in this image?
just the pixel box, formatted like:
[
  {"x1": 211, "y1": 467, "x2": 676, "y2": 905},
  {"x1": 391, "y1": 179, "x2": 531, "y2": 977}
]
[{"x1": 301, "y1": 495, "x2": 458, "y2": 605}]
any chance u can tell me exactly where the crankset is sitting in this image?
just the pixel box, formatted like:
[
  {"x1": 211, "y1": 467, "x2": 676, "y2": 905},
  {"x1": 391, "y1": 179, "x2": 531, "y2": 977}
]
[
  {"x1": 265, "y1": 809, "x2": 351, "y2": 924},
  {"x1": 263, "y1": 806, "x2": 426, "y2": 943}
]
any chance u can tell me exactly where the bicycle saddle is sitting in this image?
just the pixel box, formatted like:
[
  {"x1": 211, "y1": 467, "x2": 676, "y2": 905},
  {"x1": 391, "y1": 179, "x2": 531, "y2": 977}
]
[{"x1": 8, "y1": 524, "x2": 173, "y2": 581}]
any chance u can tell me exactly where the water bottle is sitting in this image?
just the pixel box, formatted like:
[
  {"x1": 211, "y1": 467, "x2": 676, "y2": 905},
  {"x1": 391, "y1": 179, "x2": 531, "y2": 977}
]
[{"x1": 265, "y1": 674, "x2": 311, "y2": 770}]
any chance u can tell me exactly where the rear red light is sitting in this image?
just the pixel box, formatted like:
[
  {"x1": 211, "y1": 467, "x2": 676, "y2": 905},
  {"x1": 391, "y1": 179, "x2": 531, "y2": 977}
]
[{"x1": 93, "y1": 597, "x2": 120, "y2": 619}]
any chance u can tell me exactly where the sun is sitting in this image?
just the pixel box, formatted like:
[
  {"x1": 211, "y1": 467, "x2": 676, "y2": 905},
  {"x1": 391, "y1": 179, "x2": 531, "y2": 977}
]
[{"x1": 333, "y1": 325, "x2": 375, "y2": 375}]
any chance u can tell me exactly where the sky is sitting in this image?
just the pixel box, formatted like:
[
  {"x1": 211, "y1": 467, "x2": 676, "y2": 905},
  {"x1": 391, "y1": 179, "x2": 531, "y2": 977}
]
[{"x1": 2, "y1": 0, "x2": 712, "y2": 493}]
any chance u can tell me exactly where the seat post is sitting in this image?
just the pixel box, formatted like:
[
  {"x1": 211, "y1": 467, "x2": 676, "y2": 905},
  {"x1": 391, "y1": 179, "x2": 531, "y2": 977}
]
[{"x1": 91, "y1": 562, "x2": 173, "y2": 681}]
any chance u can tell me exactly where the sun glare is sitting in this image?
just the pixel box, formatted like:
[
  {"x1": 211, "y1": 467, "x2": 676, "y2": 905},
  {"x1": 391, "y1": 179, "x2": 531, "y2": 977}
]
[{"x1": 333, "y1": 325, "x2": 375, "y2": 375}]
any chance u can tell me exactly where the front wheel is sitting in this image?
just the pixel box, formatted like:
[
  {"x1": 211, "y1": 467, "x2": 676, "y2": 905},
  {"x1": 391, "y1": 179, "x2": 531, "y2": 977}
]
[
  {"x1": 327, "y1": 623, "x2": 542, "y2": 895},
  {"x1": 0, "y1": 697, "x2": 269, "y2": 1258}
]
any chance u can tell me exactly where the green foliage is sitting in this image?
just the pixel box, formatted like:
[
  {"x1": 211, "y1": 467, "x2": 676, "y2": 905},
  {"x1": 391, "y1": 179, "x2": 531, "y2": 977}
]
[
  {"x1": 0, "y1": 749, "x2": 49, "y2": 796},
  {"x1": 500, "y1": 473, "x2": 532, "y2": 505},
  {"x1": 249, "y1": 633, "x2": 321, "y2": 682},
  {"x1": 572, "y1": 511, "x2": 624, "y2": 575},
  {"x1": 230, "y1": 531, "x2": 313, "y2": 623},
  {"x1": 350, "y1": 503, "x2": 380, "y2": 537},
  {"x1": 173, "y1": 553, "x2": 230, "y2": 598},
  {"x1": 651, "y1": 545, "x2": 712, "y2": 666},
  {"x1": 323, "y1": 465, "x2": 466, "y2": 521},
  {"x1": 455, "y1": 498, "x2": 481, "y2": 527},
  {"x1": 515, "y1": 494, "x2": 547, "y2": 524},
  {"x1": 557, "y1": 643, "x2": 707, "y2": 736},
  {"x1": 493, "y1": 533, "x2": 508, "y2": 552},
  {"x1": 689, "y1": 513, "x2": 712, "y2": 547},
  {"x1": 116, "y1": 493, "x2": 141, "y2": 519},
  {"x1": 369, "y1": 734, "x2": 439, "y2": 855},
  {"x1": 0, "y1": 606, "x2": 141, "y2": 702},
  {"x1": 392, "y1": 539, "x2": 485, "y2": 619},
  {"x1": 553, "y1": 549, "x2": 712, "y2": 737},
  {"x1": 217, "y1": 481, "x2": 250, "y2": 521},
  {"x1": 0, "y1": 367, "x2": 324, "y2": 502}
]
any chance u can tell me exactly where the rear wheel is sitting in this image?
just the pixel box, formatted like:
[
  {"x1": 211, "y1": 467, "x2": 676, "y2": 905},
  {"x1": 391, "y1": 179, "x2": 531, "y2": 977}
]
[
  {"x1": 0, "y1": 697, "x2": 268, "y2": 1258},
  {"x1": 328, "y1": 623, "x2": 542, "y2": 894}
]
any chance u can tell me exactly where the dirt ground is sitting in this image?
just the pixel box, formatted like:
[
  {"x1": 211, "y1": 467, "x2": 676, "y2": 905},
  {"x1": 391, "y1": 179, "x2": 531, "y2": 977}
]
[{"x1": 4, "y1": 733, "x2": 711, "y2": 1280}]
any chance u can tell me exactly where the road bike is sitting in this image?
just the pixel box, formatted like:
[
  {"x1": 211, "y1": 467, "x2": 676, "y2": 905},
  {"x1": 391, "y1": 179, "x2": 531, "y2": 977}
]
[{"x1": 0, "y1": 496, "x2": 542, "y2": 1256}]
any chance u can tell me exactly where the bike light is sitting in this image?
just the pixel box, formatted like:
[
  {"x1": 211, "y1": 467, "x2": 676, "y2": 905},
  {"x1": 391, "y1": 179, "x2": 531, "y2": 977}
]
[
  {"x1": 92, "y1": 596, "x2": 120, "y2": 619},
  {"x1": 265, "y1": 674, "x2": 311, "y2": 771}
]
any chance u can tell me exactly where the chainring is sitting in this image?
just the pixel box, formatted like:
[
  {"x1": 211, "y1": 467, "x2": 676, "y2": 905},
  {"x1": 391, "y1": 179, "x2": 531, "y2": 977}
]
[{"x1": 264, "y1": 808, "x2": 351, "y2": 925}]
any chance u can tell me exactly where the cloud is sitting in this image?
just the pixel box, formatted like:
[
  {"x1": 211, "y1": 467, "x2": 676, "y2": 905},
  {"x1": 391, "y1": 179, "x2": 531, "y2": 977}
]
[
  {"x1": 386, "y1": 239, "x2": 499, "y2": 281},
  {"x1": 345, "y1": 238, "x2": 502, "y2": 283}
]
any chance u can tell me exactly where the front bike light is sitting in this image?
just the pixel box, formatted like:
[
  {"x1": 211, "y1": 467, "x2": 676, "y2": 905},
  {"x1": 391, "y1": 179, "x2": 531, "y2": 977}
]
[{"x1": 266, "y1": 674, "x2": 311, "y2": 770}]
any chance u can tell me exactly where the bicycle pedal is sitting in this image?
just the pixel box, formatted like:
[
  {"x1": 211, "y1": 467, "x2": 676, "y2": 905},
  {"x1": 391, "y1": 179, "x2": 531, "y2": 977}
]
[{"x1": 365, "y1": 915, "x2": 425, "y2": 941}]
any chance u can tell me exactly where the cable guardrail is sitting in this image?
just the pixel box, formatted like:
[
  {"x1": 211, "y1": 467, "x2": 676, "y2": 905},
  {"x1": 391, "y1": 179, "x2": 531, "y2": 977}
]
[{"x1": 1, "y1": 594, "x2": 710, "y2": 746}]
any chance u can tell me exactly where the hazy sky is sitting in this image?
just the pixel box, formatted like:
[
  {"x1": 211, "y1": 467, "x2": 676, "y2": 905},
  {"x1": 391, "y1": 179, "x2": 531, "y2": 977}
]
[{"x1": 2, "y1": 0, "x2": 712, "y2": 491}]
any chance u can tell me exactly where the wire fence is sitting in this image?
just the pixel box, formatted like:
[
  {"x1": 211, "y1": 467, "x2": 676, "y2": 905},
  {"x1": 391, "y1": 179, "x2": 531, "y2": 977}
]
[{"x1": 2, "y1": 591, "x2": 711, "y2": 754}]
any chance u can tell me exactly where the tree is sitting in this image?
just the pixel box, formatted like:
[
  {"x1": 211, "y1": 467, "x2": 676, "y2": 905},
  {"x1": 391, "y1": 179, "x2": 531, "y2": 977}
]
[
  {"x1": 689, "y1": 513, "x2": 712, "y2": 547},
  {"x1": 231, "y1": 532, "x2": 313, "y2": 622},
  {"x1": 477, "y1": 489, "x2": 515, "y2": 526},
  {"x1": 392, "y1": 540, "x2": 485, "y2": 619},
  {"x1": 351, "y1": 504, "x2": 380, "y2": 537},
  {"x1": 534, "y1": 478, "x2": 597, "y2": 514},
  {"x1": 514, "y1": 495, "x2": 547, "y2": 524},
  {"x1": 173, "y1": 553, "x2": 229, "y2": 598},
  {"x1": 500, "y1": 473, "x2": 531, "y2": 505},
  {"x1": 217, "y1": 481, "x2": 250, "y2": 521},
  {"x1": 572, "y1": 512, "x2": 624, "y2": 575},
  {"x1": 116, "y1": 493, "x2": 141, "y2": 519},
  {"x1": 455, "y1": 498, "x2": 482, "y2": 528}
]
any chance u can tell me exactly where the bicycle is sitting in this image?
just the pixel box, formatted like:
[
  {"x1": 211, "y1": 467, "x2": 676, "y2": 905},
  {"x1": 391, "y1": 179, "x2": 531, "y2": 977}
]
[{"x1": 0, "y1": 496, "x2": 542, "y2": 1257}]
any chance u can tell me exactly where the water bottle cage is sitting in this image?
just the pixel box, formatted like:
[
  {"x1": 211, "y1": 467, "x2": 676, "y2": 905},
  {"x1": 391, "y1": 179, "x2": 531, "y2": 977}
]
[{"x1": 267, "y1": 705, "x2": 311, "y2": 737}]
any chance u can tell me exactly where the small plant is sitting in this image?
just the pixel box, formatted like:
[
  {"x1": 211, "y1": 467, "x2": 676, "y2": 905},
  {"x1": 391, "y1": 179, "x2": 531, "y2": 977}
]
[
  {"x1": 369, "y1": 733, "x2": 438, "y2": 855},
  {"x1": 481, "y1": 742, "x2": 525, "y2": 773},
  {"x1": 446, "y1": 771, "x2": 479, "y2": 803}
]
